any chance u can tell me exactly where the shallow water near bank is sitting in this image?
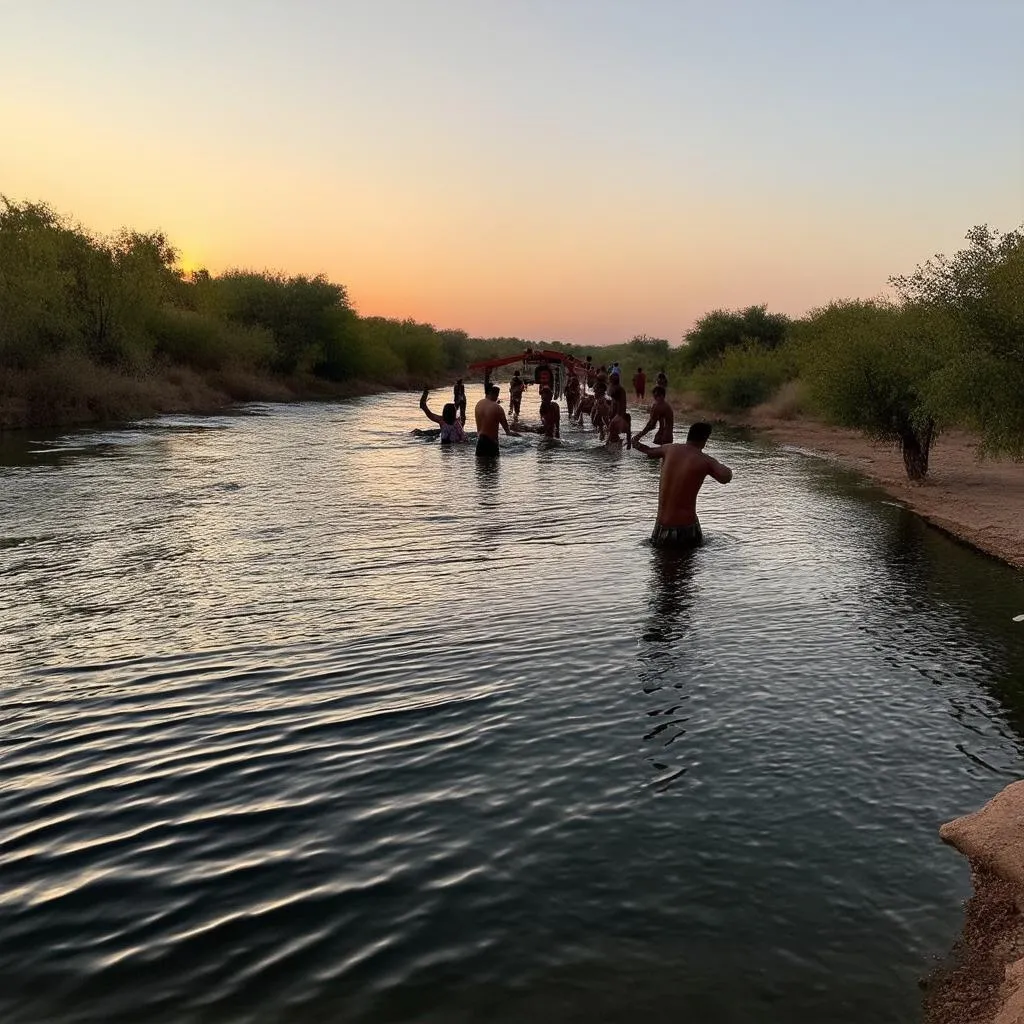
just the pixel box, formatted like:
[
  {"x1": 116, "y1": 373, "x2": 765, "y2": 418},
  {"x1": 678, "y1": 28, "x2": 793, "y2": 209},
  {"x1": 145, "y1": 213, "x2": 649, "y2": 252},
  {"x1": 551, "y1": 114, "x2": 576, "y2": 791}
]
[{"x1": 3, "y1": 390, "x2": 1024, "y2": 1024}]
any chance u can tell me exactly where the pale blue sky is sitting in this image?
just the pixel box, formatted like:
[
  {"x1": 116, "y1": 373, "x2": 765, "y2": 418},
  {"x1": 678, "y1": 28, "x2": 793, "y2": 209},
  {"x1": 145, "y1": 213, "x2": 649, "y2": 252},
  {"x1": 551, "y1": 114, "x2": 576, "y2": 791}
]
[{"x1": 3, "y1": 0, "x2": 1022, "y2": 342}]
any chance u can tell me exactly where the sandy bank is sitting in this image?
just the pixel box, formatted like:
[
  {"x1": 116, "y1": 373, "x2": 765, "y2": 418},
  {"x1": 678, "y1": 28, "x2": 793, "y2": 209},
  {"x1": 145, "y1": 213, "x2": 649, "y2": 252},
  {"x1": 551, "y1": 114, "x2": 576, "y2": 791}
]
[
  {"x1": 674, "y1": 395, "x2": 1024, "y2": 572},
  {"x1": 927, "y1": 784, "x2": 1024, "y2": 1024}
]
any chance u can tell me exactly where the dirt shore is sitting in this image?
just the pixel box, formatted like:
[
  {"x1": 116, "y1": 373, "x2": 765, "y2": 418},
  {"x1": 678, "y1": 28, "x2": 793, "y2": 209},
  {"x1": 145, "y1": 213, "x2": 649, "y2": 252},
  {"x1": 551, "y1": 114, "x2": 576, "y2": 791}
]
[{"x1": 675, "y1": 395, "x2": 1024, "y2": 572}]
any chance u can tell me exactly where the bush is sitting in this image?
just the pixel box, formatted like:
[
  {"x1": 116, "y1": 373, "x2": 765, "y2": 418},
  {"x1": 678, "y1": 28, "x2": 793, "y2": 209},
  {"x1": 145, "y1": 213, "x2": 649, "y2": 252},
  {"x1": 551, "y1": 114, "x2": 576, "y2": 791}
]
[
  {"x1": 690, "y1": 344, "x2": 791, "y2": 411},
  {"x1": 149, "y1": 308, "x2": 275, "y2": 370},
  {"x1": 682, "y1": 305, "x2": 790, "y2": 369}
]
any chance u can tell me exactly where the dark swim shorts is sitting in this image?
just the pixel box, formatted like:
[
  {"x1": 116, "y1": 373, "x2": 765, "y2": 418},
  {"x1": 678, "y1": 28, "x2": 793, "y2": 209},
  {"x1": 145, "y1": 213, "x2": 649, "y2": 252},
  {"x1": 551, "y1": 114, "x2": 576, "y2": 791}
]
[
  {"x1": 476, "y1": 435, "x2": 500, "y2": 458},
  {"x1": 651, "y1": 519, "x2": 703, "y2": 548}
]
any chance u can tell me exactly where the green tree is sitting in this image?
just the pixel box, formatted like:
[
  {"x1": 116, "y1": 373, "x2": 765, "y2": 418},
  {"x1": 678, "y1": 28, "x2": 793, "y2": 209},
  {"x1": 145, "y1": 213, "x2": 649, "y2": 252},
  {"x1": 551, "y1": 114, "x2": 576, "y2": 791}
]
[
  {"x1": 798, "y1": 300, "x2": 952, "y2": 480},
  {"x1": 682, "y1": 305, "x2": 789, "y2": 368},
  {"x1": 893, "y1": 225, "x2": 1024, "y2": 458}
]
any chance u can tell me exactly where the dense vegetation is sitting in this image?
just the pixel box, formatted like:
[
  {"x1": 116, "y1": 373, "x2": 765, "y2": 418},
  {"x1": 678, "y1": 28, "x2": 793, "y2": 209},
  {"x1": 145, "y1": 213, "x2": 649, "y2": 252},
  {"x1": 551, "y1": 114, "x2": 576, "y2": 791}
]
[
  {"x1": 0, "y1": 198, "x2": 473, "y2": 427},
  {"x1": 3, "y1": 196, "x2": 1022, "y2": 481},
  {"x1": 668, "y1": 226, "x2": 1024, "y2": 479}
]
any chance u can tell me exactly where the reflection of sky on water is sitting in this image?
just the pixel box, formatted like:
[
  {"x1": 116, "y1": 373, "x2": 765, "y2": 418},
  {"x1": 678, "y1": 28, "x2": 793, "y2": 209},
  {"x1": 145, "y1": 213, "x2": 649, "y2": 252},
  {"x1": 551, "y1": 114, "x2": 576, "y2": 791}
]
[{"x1": 3, "y1": 391, "x2": 1024, "y2": 1024}]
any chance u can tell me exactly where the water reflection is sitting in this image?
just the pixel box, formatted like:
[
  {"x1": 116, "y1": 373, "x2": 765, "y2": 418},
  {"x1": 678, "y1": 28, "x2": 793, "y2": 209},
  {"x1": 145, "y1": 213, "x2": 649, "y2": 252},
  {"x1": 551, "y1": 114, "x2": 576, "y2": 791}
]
[
  {"x1": 636, "y1": 547, "x2": 699, "y2": 789},
  {"x1": 4, "y1": 395, "x2": 1024, "y2": 1024}
]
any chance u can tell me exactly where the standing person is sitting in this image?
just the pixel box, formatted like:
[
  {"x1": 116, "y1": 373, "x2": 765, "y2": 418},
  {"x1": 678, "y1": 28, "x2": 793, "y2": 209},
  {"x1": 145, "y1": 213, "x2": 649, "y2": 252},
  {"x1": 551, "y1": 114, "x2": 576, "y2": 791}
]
[
  {"x1": 607, "y1": 371, "x2": 628, "y2": 420},
  {"x1": 633, "y1": 421, "x2": 732, "y2": 548},
  {"x1": 453, "y1": 378, "x2": 467, "y2": 424},
  {"x1": 539, "y1": 386, "x2": 561, "y2": 438},
  {"x1": 632, "y1": 367, "x2": 646, "y2": 403},
  {"x1": 564, "y1": 369, "x2": 581, "y2": 419},
  {"x1": 585, "y1": 356, "x2": 597, "y2": 391},
  {"x1": 474, "y1": 384, "x2": 518, "y2": 457},
  {"x1": 420, "y1": 389, "x2": 468, "y2": 443},
  {"x1": 509, "y1": 371, "x2": 525, "y2": 422},
  {"x1": 635, "y1": 385, "x2": 674, "y2": 445},
  {"x1": 656, "y1": 369, "x2": 669, "y2": 390},
  {"x1": 606, "y1": 409, "x2": 632, "y2": 448},
  {"x1": 609, "y1": 361, "x2": 621, "y2": 381}
]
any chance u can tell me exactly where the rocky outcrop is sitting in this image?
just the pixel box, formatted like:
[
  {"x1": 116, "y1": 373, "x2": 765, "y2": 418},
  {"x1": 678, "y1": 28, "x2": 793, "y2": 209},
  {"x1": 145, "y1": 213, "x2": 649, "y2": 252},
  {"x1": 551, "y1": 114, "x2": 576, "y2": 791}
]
[{"x1": 927, "y1": 783, "x2": 1024, "y2": 1024}]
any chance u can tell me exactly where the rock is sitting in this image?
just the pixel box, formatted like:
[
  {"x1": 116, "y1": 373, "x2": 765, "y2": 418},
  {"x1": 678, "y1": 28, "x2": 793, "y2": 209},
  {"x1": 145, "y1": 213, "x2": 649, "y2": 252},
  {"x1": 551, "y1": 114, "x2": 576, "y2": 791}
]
[{"x1": 941, "y1": 782, "x2": 1024, "y2": 892}]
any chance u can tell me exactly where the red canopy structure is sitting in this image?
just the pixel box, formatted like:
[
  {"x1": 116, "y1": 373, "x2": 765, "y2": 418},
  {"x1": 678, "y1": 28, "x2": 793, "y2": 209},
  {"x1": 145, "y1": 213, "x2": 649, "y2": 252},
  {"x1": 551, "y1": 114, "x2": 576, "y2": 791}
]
[{"x1": 466, "y1": 348, "x2": 588, "y2": 399}]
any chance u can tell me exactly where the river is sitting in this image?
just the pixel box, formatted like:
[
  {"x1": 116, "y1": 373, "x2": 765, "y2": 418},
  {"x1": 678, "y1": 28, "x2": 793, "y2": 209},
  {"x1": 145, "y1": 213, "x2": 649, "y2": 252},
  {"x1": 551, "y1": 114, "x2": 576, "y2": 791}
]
[{"x1": 3, "y1": 390, "x2": 1024, "y2": 1023}]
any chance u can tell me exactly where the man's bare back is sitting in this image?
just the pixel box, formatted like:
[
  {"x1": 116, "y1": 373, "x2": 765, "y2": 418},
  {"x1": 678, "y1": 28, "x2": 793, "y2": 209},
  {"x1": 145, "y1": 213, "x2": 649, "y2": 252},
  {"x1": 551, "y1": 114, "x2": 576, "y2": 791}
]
[
  {"x1": 634, "y1": 421, "x2": 731, "y2": 545},
  {"x1": 637, "y1": 387, "x2": 674, "y2": 445},
  {"x1": 474, "y1": 386, "x2": 518, "y2": 455}
]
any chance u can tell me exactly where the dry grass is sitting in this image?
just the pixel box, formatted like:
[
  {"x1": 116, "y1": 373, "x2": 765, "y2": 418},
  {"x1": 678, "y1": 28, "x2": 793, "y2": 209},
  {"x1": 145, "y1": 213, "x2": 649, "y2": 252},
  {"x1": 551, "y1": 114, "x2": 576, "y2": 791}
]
[
  {"x1": 0, "y1": 356, "x2": 447, "y2": 431},
  {"x1": 754, "y1": 379, "x2": 809, "y2": 421}
]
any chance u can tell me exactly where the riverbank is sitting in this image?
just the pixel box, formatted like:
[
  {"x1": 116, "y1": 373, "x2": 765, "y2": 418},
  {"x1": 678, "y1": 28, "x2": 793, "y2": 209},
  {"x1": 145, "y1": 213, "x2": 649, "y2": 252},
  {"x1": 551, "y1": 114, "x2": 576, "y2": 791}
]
[
  {"x1": 674, "y1": 392, "x2": 1024, "y2": 572},
  {"x1": 925, "y1": 784, "x2": 1024, "y2": 1024},
  {"x1": 0, "y1": 358, "x2": 442, "y2": 432}
]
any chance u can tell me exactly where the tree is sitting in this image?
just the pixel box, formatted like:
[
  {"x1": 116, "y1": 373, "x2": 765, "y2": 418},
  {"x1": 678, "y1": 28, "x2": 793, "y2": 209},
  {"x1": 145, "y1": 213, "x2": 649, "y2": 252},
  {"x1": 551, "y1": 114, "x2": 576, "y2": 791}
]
[
  {"x1": 798, "y1": 300, "x2": 952, "y2": 481},
  {"x1": 893, "y1": 225, "x2": 1024, "y2": 458},
  {"x1": 682, "y1": 305, "x2": 789, "y2": 368}
]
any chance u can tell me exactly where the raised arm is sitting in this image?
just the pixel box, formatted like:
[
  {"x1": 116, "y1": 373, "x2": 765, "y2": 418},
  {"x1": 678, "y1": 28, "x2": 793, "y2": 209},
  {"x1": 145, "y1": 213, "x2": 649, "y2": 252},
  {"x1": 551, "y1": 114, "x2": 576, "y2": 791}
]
[
  {"x1": 419, "y1": 389, "x2": 444, "y2": 425},
  {"x1": 707, "y1": 456, "x2": 733, "y2": 483}
]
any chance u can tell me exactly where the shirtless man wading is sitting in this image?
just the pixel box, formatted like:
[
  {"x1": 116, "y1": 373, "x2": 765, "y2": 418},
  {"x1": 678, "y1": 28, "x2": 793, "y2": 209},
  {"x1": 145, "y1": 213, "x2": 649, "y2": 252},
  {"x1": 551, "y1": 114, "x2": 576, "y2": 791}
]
[
  {"x1": 633, "y1": 421, "x2": 732, "y2": 547},
  {"x1": 635, "y1": 385, "x2": 674, "y2": 445},
  {"x1": 474, "y1": 385, "x2": 518, "y2": 457}
]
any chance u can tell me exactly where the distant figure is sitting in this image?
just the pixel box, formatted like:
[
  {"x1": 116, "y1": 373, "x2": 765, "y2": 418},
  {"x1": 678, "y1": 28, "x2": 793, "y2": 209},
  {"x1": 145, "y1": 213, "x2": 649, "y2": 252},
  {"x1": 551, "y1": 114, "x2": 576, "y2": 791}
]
[
  {"x1": 539, "y1": 386, "x2": 561, "y2": 438},
  {"x1": 585, "y1": 356, "x2": 596, "y2": 391},
  {"x1": 510, "y1": 371, "x2": 525, "y2": 421},
  {"x1": 609, "y1": 361, "x2": 621, "y2": 380},
  {"x1": 633, "y1": 367, "x2": 646, "y2": 403},
  {"x1": 453, "y1": 378, "x2": 467, "y2": 424},
  {"x1": 590, "y1": 382, "x2": 612, "y2": 440},
  {"x1": 606, "y1": 409, "x2": 632, "y2": 448},
  {"x1": 607, "y1": 371, "x2": 628, "y2": 419},
  {"x1": 656, "y1": 369, "x2": 668, "y2": 390},
  {"x1": 633, "y1": 421, "x2": 732, "y2": 548},
  {"x1": 474, "y1": 384, "x2": 518, "y2": 457},
  {"x1": 635, "y1": 385, "x2": 674, "y2": 445},
  {"x1": 420, "y1": 389, "x2": 468, "y2": 443},
  {"x1": 564, "y1": 369, "x2": 581, "y2": 418}
]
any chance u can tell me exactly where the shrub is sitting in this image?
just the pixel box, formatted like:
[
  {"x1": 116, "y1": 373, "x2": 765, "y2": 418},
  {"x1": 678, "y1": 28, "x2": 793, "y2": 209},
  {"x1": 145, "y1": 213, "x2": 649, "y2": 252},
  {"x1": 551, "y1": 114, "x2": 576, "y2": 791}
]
[{"x1": 691, "y1": 344, "x2": 791, "y2": 411}]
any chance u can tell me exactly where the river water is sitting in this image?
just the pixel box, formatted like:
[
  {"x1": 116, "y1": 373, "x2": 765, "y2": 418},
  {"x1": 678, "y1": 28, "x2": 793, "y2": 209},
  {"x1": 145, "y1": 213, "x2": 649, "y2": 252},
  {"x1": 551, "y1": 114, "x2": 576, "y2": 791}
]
[{"x1": 3, "y1": 390, "x2": 1024, "y2": 1024}]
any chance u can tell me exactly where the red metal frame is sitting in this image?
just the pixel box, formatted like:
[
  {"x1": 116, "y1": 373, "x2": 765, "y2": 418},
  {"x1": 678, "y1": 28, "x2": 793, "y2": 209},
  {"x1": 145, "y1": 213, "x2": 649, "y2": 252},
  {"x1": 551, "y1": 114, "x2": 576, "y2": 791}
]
[{"x1": 466, "y1": 348, "x2": 589, "y2": 374}]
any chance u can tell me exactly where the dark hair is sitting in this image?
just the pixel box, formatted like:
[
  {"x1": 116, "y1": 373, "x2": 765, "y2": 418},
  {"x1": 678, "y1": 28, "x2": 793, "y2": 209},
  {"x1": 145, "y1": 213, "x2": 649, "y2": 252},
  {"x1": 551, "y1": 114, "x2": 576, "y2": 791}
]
[
  {"x1": 487, "y1": 385, "x2": 500, "y2": 398},
  {"x1": 653, "y1": 385, "x2": 666, "y2": 397},
  {"x1": 637, "y1": 366, "x2": 642, "y2": 372},
  {"x1": 687, "y1": 421, "x2": 712, "y2": 445},
  {"x1": 442, "y1": 403, "x2": 457, "y2": 425}
]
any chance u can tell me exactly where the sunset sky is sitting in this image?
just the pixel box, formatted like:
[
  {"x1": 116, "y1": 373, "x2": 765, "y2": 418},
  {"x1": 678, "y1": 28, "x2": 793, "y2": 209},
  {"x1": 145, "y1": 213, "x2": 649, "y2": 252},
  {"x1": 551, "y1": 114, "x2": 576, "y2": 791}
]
[{"x1": 3, "y1": 0, "x2": 1021, "y2": 344}]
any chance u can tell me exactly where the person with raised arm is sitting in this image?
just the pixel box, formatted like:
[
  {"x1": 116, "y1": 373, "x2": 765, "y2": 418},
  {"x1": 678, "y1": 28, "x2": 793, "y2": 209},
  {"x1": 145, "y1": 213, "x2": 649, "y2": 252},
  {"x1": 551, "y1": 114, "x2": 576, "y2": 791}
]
[
  {"x1": 420, "y1": 389, "x2": 468, "y2": 443},
  {"x1": 633, "y1": 421, "x2": 732, "y2": 548}
]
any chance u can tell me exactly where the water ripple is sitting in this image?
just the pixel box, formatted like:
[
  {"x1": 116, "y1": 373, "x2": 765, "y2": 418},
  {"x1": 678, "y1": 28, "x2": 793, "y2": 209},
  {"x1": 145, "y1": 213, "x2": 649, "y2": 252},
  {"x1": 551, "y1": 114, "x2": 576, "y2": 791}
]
[{"x1": 2, "y1": 392, "x2": 1024, "y2": 1023}]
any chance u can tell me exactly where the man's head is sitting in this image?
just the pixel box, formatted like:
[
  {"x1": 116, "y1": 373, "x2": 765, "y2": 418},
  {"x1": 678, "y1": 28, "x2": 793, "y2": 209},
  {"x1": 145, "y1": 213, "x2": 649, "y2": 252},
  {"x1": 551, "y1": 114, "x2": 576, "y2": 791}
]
[
  {"x1": 442, "y1": 403, "x2": 458, "y2": 425},
  {"x1": 487, "y1": 385, "x2": 500, "y2": 401},
  {"x1": 609, "y1": 370, "x2": 620, "y2": 382},
  {"x1": 637, "y1": 366, "x2": 643, "y2": 373},
  {"x1": 653, "y1": 385, "x2": 666, "y2": 399},
  {"x1": 686, "y1": 421, "x2": 713, "y2": 448},
  {"x1": 540, "y1": 385, "x2": 552, "y2": 400},
  {"x1": 456, "y1": 377, "x2": 463, "y2": 385},
  {"x1": 513, "y1": 370, "x2": 521, "y2": 378}
]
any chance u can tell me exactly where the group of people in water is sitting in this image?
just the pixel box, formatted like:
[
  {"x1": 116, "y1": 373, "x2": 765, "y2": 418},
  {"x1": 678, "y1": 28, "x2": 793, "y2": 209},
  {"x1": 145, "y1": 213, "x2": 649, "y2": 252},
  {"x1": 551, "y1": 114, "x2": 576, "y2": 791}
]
[{"x1": 418, "y1": 358, "x2": 732, "y2": 548}]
